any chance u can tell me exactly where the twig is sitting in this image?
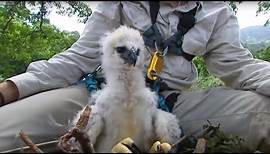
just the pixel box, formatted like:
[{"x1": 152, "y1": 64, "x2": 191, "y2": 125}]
[
  {"x1": 76, "y1": 105, "x2": 92, "y2": 130},
  {"x1": 0, "y1": 140, "x2": 59, "y2": 153},
  {"x1": 1, "y1": 1, "x2": 20, "y2": 33},
  {"x1": 193, "y1": 138, "x2": 207, "y2": 153},
  {"x1": 19, "y1": 130, "x2": 44, "y2": 153},
  {"x1": 171, "y1": 135, "x2": 188, "y2": 148},
  {"x1": 58, "y1": 105, "x2": 93, "y2": 153},
  {"x1": 72, "y1": 128, "x2": 95, "y2": 153},
  {"x1": 38, "y1": 1, "x2": 45, "y2": 32},
  {"x1": 2, "y1": 17, "x2": 14, "y2": 33},
  {"x1": 200, "y1": 121, "x2": 220, "y2": 138},
  {"x1": 58, "y1": 130, "x2": 77, "y2": 152}
]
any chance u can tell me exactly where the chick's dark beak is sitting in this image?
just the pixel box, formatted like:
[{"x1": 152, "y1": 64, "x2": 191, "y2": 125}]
[
  {"x1": 129, "y1": 47, "x2": 139, "y2": 66},
  {"x1": 116, "y1": 46, "x2": 140, "y2": 67}
]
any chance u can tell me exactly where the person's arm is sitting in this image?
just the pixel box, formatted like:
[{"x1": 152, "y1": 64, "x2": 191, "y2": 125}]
[
  {"x1": 0, "y1": 81, "x2": 19, "y2": 106},
  {"x1": 4, "y1": 2, "x2": 122, "y2": 101},
  {"x1": 203, "y1": 3, "x2": 270, "y2": 96}
]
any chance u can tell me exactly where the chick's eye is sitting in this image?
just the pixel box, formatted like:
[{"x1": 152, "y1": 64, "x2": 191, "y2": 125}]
[{"x1": 115, "y1": 46, "x2": 127, "y2": 54}]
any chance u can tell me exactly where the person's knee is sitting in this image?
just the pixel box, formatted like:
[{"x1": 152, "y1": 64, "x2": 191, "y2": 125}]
[
  {"x1": 243, "y1": 91, "x2": 270, "y2": 113},
  {"x1": 26, "y1": 84, "x2": 90, "y2": 126},
  {"x1": 0, "y1": 85, "x2": 90, "y2": 152},
  {"x1": 228, "y1": 91, "x2": 270, "y2": 152},
  {"x1": 246, "y1": 90, "x2": 270, "y2": 102},
  {"x1": 172, "y1": 88, "x2": 270, "y2": 152},
  {"x1": 242, "y1": 111, "x2": 270, "y2": 152}
]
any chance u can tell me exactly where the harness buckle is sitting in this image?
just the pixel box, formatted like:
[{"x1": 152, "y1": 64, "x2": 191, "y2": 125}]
[
  {"x1": 147, "y1": 51, "x2": 164, "y2": 81},
  {"x1": 94, "y1": 65, "x2": 103, "y2": 74}
]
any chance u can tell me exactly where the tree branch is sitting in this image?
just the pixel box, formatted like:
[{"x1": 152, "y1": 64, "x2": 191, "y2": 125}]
[
  {"x1": 58, "y1": 105, "x2": 94, "y2": 153},
  {"x1": 2, "y1": 17, "x2": 14, "y2": 33},
  {"x1": 193, "y1": 138, "x2": 207, "y2": 153},
  {"x1": 1, "y1": 1, "x2": 20, "y2": 33},
  {"x1": 72, "y1": 128, "x2": 95, "y2": 153},
  {"x1": 36, "y1": 1, "x2": 45, "y2": 33},
  {"x1": 19, "y1": 130, "x2": 44, "y2": 153}
]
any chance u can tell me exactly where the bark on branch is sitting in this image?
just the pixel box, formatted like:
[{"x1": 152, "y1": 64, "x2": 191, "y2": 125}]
[
  {"x1": 58, "y1": 105, "x2": 94, "y2": 153},
  {"x1": 19, "y1": 130, "x2": 44, "y2": 153},
  {"x1": 193, "y1": 138, "x2": 207, "y2": 153}
]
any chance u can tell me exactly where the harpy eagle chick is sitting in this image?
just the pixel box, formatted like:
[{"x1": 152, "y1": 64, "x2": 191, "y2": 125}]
[{"x1": 73, "y1": 25, "x2": 182, "y2": 152}]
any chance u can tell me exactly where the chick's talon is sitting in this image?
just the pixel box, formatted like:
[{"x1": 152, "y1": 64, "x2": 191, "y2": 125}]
[
  {"x1": 160, "y1": 143, "x2": 172, "y2": 153},
  {"x1": 111, "y1": 142, "x2": 133, "y2": 153},
  {"x1": 149, "y1": 141, "x2": 161, "y2": 153},
  {"x1": 112, "y1": 137, "x2": 142, "y2": 153},
  {"x1": 149, "y1": 141, "x2": 172, "y2": 153}
]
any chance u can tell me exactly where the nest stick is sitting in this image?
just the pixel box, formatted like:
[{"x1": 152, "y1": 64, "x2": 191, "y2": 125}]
[
  {"x1": 76, "y1": 105, "x2": 92, "y2": 130},
  {"x1": 58, "y1": 105, "x2": 94, "y2": 153},
  {"x1": 171, "y1": 135, "x2": 188, "y2": 148},
  {"x1": 19, "y1": 131, "x2": 44, "y2": 153},
  {"x1": 193, "y1": 138, "x2": 207, "y2": 153},
  {"x1": 0, "y1": 140, "x2": 59, "y2": 153},
  {"x1": 72, "y1": 128, "x2": 95, "y2": 153}
]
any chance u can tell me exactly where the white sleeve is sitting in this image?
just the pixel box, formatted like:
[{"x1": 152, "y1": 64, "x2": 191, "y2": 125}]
[
  {"x1": 204, "y1": 3, "x2": 270, "y2": 97},
  {"x1": 8, "y1": 2, "x2": 122, "y2": 98}
]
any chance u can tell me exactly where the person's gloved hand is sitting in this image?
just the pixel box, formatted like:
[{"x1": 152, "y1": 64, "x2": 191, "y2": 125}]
[{"x1": 0, "y1": 80, "x2": 19, "y2": 107}]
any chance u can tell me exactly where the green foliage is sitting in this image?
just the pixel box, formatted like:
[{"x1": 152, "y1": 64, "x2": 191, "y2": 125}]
[
  {"x1": 200, "y1": 122, "x2": 253, "y2": 153},
  {"x1": 192, "y1": 46, "x2": 270, "y2": 90},
  {"x1": 257, "y1": 1, "x2": 270, "y2": 14},
  {"x1": 227, "y1": 1, "x2": 241, "y2": 14},
  {"x1": 0, "y1": 2, "x2": 89, "y2": 79},
  {"x1": 242, "y1": 41, "x2": 270, "y2": 53},
  {"x1": 256, "y1": 1, "x2": 270, "y2": 26},
  {"x1": 53, "y1": 1, "x2": 92, "y2": 23},
  {"x1": 253, "y1": 46, "x2": 270, "y2": 61},
  {"x1": 1, "y1": 1, "x2": 91, "y2": 24},
  {"x1": 0, "y1": 75, "x2": 4, "y2": 82},
  {"x1": 175, "y1": 121, "x2": 254, "y2": 153},
  {"x1": 228, "y1": 1, "x2": 269, "y2": 26},
  {"x1": 192, "y1": 56, "x2": 224, "y2": 90}
]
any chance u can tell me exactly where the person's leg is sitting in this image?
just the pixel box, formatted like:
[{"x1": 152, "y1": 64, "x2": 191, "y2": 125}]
[
  {"x1": 172, "y1": 86, "x2": 270, "y2": 152},
  {"x1": 0, "y1": 84, "x2": 89, "y2": 152}
]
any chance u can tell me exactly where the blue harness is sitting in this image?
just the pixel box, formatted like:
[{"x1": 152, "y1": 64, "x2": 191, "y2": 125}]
[
  {"x1": 79, "y1": 65, "x2": 171, "y2": 112},
  {"x1": 78, "y1": 65, "x2": 104, "y2": 93}
]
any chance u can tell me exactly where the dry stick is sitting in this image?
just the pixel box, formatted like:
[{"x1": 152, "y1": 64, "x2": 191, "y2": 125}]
[
  {"x1": 170, "y1": 135, "x2": 189, "y2": 153},
  {"x1": 170, "y1": 122, "x2": 218, "y2": 153},
  {"x1": 171, "y1": 135, "x2": 188, "y2": 148},
  {"x1": 172, "y1": 125, "x2": 209, "y2": 147},
  {"x1": 72, "y1": 128, "x2": 95, "y2": 153},
  {"x1": 193, "y1": 138, "x2": 207, "y2": 153},
  {"x1": 0, "y1": 140, "x2": 59, "y2": 153},
  {"x1": 58, "y1": 130, "x2": 76, "y2": 152},
  {"x1": 58, "y1": 105, "x2": 93, "y2": 153},
  {"x1": 19, "y1": 131, "x2": 44, "y2": 153},
  {"x1": 76, "y1": 105, "x2": 92, "y2": 130},
  {"x1": 170, "y1": 126, "x2": 211, "y2": 151},
  {"x1": 73, "y1": 105, "x2": 94, "y2": 153}
]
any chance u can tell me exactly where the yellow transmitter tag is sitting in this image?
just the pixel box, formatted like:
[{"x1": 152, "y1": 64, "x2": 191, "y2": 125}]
[{"x1": 147, "y1": 51, "x2": 164, "y2": 81}]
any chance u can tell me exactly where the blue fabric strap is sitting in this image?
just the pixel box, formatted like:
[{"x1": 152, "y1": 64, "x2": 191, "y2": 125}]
[
  {"x1": 80, "y1": 66, "x2": 172, "y2": 112},
  {"x1": 157, "y1": 94, "x2": 170, "y2": 112},
  {"x1": 78, "y1": 65, "x2": 103, "y2": 93},
  {"x1": 81, "y1": 73, "x2": 99, "y2": 92},
  {"x1": 152, "y1": 80, "x2": 171, "y2": 112}
]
